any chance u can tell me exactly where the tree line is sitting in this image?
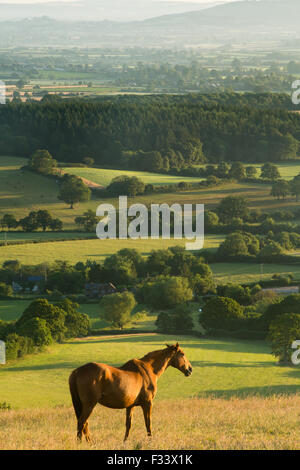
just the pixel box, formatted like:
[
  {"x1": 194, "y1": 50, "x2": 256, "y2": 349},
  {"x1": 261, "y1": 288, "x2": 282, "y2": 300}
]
[{"x1": 1, "y1": 97, "x2": 300, "y2": 171}]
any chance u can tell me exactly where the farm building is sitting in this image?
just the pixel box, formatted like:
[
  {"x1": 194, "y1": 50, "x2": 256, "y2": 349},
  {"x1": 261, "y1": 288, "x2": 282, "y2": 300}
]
[{"x1": 85, "y1": 282, "x2": 117, "y2": 299}]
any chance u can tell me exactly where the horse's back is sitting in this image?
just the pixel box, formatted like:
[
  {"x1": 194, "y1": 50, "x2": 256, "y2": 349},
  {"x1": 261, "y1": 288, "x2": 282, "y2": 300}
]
[{"x1": 70, "y1": 361, "x2": 144, "y2": 409}]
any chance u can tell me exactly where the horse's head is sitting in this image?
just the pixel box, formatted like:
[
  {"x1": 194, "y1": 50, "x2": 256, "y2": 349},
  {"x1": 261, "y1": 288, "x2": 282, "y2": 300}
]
[{"x1": 166, "y1": 342, "x2": 193, "y2": 377}]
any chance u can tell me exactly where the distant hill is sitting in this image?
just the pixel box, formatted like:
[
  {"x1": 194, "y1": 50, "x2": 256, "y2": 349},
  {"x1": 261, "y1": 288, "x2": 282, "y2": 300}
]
[
  {"x1": 144, "y1": 0, "x2": 300, "y2": 29},
  {"x1": 0, "y1": 0, "x2": 221, "y2": 22},
  {"x1": 0, "y1": 0, "x2": 299, "y2": 47}
]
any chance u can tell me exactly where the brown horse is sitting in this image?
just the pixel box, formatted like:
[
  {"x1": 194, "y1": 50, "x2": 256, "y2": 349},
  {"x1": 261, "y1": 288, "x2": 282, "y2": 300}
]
[{"x1": 69, "y1": 342, "x2": 192, "y2": 442}]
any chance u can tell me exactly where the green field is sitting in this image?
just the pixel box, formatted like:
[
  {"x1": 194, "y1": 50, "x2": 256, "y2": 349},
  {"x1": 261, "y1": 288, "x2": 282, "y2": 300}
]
[
  {"x1": 211, "y1": 262, "x2": 300, "y2": 284},
  {"x1": 0, "y1": 236, "x2": 223, "y2": 266},
  {"x1": 2, "y1": 156, "x2": 300, "y2": 233},
  {"x1": 0, "y1": 232, "x2": 95, "y2": 243},
  {"x1": 0, "y1": 300, "x2": 158, "y2": 330},
  {"x1": 194, "y1": 162, "x2": 300, "y2": 180},
  {"x1": 0, "y1": 333, "x2": 298, "y2": 409},
  {"x1": 62, "y1": 166, "x2": 205, "y2": 187}
]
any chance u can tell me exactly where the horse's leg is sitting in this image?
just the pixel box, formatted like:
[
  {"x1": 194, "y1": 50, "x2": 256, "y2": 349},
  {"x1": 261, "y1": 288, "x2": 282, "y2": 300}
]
[
  {"x1": 142, "y1": 401, "x2": 153, "y2": 437},
  {"x1": 124, "y1": 406, "x2": 134, "y2": 442},
  {"x1": 77, "y1": 402, "x2": 96, "y2": 443}
]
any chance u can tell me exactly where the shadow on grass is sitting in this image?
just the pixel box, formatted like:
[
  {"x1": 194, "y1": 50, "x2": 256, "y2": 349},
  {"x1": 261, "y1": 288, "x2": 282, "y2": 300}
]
[
  {"x1": 77, "y1": 334, "x2": 269, "y2": 354},
  {"x1": 191, "y1": 361, "x2": 274, "y2": 368},
  {"x1": 198, "y1": 384, "x2": 300, "y2": 399},
  {"x1": 3, "y1": 361, "x2": 81, "y2": 372}
]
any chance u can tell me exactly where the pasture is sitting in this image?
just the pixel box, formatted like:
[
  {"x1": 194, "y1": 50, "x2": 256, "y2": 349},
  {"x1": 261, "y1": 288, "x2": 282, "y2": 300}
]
[
  {"x1": 1, "y1": 334, "x2": 300, "y2": 449},
  {"x1": 2, "y1": 395, "x2": 300, "y2": 450},
  {"x1": 1, "y1": 334, "x2": 299, "y2": 409},
  {"x1": 2, "y1": 156, "x2": 300, "y2": 233},
  {"x1": 0, "y1": 235, "x2": 224, "y2": 266},
  {"x1": 61, "y1": 166, "x2": 205, "y2": 187}
]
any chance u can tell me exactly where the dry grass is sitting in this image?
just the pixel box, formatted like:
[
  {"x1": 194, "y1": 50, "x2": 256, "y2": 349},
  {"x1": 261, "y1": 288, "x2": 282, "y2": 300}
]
[{"x1": 1, "y1": 396, "x2": 300, "y2": 450}]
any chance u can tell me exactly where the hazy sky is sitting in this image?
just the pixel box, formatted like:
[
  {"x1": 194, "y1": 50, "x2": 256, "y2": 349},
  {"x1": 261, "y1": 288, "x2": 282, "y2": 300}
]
[{"x1": 0, "y1": 0, "x2": 233, "y2": 4}]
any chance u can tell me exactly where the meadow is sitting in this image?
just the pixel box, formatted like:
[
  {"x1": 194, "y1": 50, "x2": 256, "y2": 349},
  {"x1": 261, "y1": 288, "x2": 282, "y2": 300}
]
[
  {"x1": 1, "y1": 334, "x2": 299, "y2": 408},
  {"x1": 62, "y1": 166, "x2": 205, "y2": 187},
  {"x1": 2, "y1": 396, "x2": 300, "y2": 450},
  {"x1": 1, "y1": 334, "x2": 300, "y2": 449},
  {"x1": 2, "y1": 156, "x2": 300, "y2": 233},
  {"x1": 0, "y1": 235, "x2": 223, "y2": 266}
]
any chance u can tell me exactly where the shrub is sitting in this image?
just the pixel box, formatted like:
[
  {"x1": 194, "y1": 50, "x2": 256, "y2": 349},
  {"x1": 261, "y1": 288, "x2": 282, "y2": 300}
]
[
  {"x1": 268, "y1": 313, "x2": 300, "y2": 363},
  {"x1": 0, "y1": 283, "x2": 13, "y2": 298},
  {"x1": 56, "y1": 298, "x2": 90, "y2": 338},
  {"x1": 200, "y1": 296, "x2": 245, "y2": 331},
  {"x1": 5, "y1": 333, "x2": 34, "y2": 360},
  {"x1": 16, "y1": 298, "x2": 67, "y2": 342},
  {"x1": 138, "y1": 276, "x2": 193, "y2": 309},
  {"x1": 156, "y1": 305, "x2": 194, "y2": 333},
  {"x1": 100, "y1": 291, "x2": 136, "y2": 329},
  {"x1": 16, "y1": 317, "x2": 52, "y2": 347}
]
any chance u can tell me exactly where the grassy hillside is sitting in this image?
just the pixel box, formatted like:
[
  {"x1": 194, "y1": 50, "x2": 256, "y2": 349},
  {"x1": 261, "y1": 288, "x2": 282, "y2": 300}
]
[
  {"x1": 0, "y1": 334, "x2": 299, "y2": 409},
  {"x1": 0, "y1": 235, "x2": 223, "y2": 265},
  {"x1": 1, "y1": 157, "x2": 300, "y2": 232},
  {"x1": 66, "y1": 163, "x2": 300, "y2": 188},
  {"x1": 62, "y1": 166, "x2": 205, "y2": 187}
]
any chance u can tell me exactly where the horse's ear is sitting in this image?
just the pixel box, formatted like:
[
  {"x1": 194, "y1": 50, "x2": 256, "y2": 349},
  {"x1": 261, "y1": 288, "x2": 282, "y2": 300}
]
[
  {"x1": 175, "y1": 342, "x2": 180, "y2": 351},
  {"x1": 165, "y1": 344, "x2": 171, "y2": 348}
]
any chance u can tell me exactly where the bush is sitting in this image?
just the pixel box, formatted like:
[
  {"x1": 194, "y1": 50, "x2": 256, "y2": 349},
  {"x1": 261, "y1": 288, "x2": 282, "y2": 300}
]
[
  {"x1": 16, "y1": 298, "x2": 67, "y2": 342},
  {"x1": 16, "y1": 317, "x2": 52, "y2": 347},
  {"x1": 138, "y1": 276, "x2": 193, "y2": 309},
  {"x1": 155, "y1": 305, "x2": 194, "y2": 333},
  {"x1": 100, "y1": 291, "x2": 136, "y2": 329},
  {"x1": 56, "y1": 298, "x2": 90, "y2": 338},
  {"x1": 0, "y1": 283, "x2": 13, "y2": 298},
  {"x1": 268, "y1": 313, "x2": 300, "y2": 363},
  {"x1": 200, "y1": 296, "x2": 245, "y2": 331},
  {"x1": 5, "y1": 333, "x2": 35, "y2": 360}
]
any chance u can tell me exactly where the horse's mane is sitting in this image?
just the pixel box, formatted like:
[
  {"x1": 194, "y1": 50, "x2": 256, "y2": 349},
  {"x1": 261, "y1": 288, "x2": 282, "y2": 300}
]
[
  {"x1": 140, "y1": 347, "x2": 170, "y2": 362},
  {"x1": 120, "y1": 359, "x2": 141, "y2": 372}
]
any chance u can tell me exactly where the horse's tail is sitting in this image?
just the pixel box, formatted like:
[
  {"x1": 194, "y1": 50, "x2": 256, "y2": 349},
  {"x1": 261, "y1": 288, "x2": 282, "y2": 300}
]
[{"x1": 69, "y1": 369, "x2": 82, "y2": 420}]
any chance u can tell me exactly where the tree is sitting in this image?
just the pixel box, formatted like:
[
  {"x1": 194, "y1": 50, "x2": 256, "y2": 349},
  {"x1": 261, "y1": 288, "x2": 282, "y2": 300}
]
[
  {"x1": 83, "y1": 157, "x2": 94, "y2": 167},
  {"x1": 46, "y1": 270, "x2": 85, "y2": 294},
  {"x1": 49, "y1": 218, "x2": 63, "y2": 231},
  {"x1": 103, "y1": 253, "x2": 138, "y2": 285},
  {"x1": 216, "y1": 161, "x2": 230, "y2": 179},
  {"x1": 100, "y1": 291, "x2": 136, "y2": 329},
  {"x1": 245, "y1": 166, "x2": 257, "y2": 178},
  {"x1": 58, "y1": 174, "x2": 91, "y2": 209},
  {"x1": 1, "y1": 214, "x2": 18, "y2": 230},
  {"x1": 261, "y1": 163, "x2": 281, "y2": 180},
  {"x1": 270, "y1": 180, "x2": 290, "y2": 200},
  {"x1": 138, "y1": 276, "x2": 193, "y2": 309},
  {"x1": 155, "y1": 305, "x2": 194, "y2": 332},
  {"x1": 0, "y1": 283, "x2": 13, "y2": 297},
  {"x1": 28, "y1": 149, "x2": 57, "y2": 175},
  {"x1": 17, "y1": 317, "x2": 52, "y2": 347},
  {"x1": 19, "y1": 211, "x2": 39, "y2": 232},
  {"x1": 262, "y1": 294, "x2": 300, "y2": 330},
  {"x1": 56, "y1": 298, "x2": 90, "y2": 338},
  {"x1": 200, "y1": 296, "x2": 245, "y2": 330},
  {"x1": 204, "y1": 211, "x2": 219, "y2": 228},
  {"x1": 218, "y1": 232, "x2": 260, "y2": 257},
  {"x1": 260, "y1": 240, "x2": 283, "y2": 257},
  {"x1": 107, "y1": 176, "x2": 145, "y2": 197},
  {"x1": 36, "y1": 210, "x2": 53, "y2": 231},
  {"x1": 289, "y1": 174, "x2": 300, "y2": 201},
  {"x1": 16, "y1": 298, "x2": 67, "y2": 342},
  {"x1": 217, "y1": 196, "x2": 248, "y2": 223},
  {"x1": 228, "y1": 162, "x2": 246, "y2": 180},
  {"x1": 268, "y1": 313, "x2": 300, "y2": 363},
  {"x1": 75, "y1": 210, "x2": 98, "y2": 232}
]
